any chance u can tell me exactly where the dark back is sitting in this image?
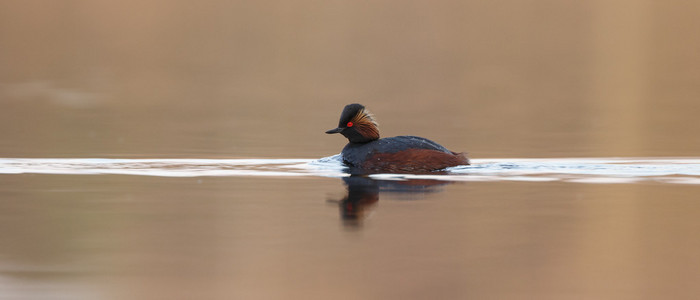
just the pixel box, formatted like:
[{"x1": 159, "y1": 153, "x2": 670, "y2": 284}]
[{"x1": 341, "y1": 136, "x2": 452, "y2": 167}]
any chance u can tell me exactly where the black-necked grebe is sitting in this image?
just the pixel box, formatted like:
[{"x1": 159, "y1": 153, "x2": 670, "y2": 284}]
[{"x1": 326, "y1": 104, "x2": 469, "y2": 173}]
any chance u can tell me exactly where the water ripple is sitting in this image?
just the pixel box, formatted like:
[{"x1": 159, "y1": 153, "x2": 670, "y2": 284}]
[{"x1": 1, "y1": 157, "x2": 700, "y2": 185}]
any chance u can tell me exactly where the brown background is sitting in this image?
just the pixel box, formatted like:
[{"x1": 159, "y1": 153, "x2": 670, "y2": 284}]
[{"x1": 2, "y1": 1, "x2": 699, "y2": 159}]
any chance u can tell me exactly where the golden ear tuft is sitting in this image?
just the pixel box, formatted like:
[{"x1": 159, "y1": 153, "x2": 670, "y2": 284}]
[
  {"x1": 350, "y1": 107, "x2": 380, "y2": 141},
  {"x1": 353, "y1": 108, "x2": 378, "y2": 127}
]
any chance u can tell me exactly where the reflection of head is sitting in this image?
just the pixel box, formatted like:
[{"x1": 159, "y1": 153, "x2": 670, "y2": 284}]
[
  {"x1": 335, "y1": 176, "x2": 455, "y2": 227},
  {"x1": 339, "y1": 176, "x2": 379, "y2": 225}
]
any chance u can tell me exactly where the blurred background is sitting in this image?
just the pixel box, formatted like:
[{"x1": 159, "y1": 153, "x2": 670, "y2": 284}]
[
  {"x1": 3, "y1": 2, "x2": 700, "y2": 299},
  {"x1": 2, "y1": 0, "x2": 699, "y2": 159}
]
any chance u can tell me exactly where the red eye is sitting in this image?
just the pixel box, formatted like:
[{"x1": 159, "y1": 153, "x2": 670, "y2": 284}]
[{"x1": 347, "y1": 122, "x2": 353, "y2": 127}]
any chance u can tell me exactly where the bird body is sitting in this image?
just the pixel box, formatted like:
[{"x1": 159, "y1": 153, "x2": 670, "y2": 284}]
[{"x1": 326, "y1": 104, "x2": 469, "y2": 173}]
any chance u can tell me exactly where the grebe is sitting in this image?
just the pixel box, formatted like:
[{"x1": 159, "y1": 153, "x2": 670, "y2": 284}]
[{"x1": 326, "y1": 104, "x2": 469, "y2": 173}]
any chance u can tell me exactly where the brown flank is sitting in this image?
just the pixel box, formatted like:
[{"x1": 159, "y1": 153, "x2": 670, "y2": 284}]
[{"x1": 361, "y1": 148, "x2": 469, "y2": 173}]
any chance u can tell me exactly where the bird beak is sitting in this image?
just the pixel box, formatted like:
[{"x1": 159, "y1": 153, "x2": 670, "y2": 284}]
[{"x1": 325, "y1": 127, "x2": 343, "y2": 134}]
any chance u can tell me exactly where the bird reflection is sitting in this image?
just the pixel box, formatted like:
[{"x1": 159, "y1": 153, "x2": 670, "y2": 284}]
[{"x1": 330, "y1": 175, "x2": 454, "y2": 228}]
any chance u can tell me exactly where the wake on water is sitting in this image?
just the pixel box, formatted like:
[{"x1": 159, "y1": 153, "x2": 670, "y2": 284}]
[{"x1": 2, "y1": 156, "x2": 700, "y2": 185}]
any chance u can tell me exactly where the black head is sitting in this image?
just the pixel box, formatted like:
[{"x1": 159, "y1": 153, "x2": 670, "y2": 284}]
[{"x1": 325, "y1": 103, "x2": 380, "y2": 143}]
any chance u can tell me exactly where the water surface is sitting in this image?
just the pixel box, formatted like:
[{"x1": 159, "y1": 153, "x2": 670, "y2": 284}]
[
  {"x1": 2, "y1": 159, "x2": 700, "y2": 299},
  {"x1": 2, "y1": 156, "x2": 700, "y2": 184},
  {"x1": 3, "y1": 1, "x2": 700, "y2": 299}
]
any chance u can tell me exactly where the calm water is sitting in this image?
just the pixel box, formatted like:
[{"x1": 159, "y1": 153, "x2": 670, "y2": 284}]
[
  {"x1": 3, "y1": 1, "x2": 700, "y2": 299},
  {"x1": 2, "y1": 158, "x2": 700, "y2": 299}
]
